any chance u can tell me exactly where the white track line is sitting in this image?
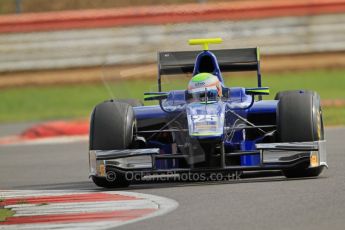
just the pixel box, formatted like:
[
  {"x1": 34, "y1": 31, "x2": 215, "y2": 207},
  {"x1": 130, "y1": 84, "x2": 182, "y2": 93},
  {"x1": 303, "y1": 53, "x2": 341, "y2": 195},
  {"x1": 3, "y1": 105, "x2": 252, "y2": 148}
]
[
  {"x1": 0, "y1": 220, "x2": 124, "y2": 230},
  {"x1": 0, "y1": 190, "x2": 178, "y2": 230},
  {"x1": 0, "y1": 190, "x2": 91, "y2": 198},
  {"x1": 9, "y1": 200, "x2": 158, "y2": 216}
]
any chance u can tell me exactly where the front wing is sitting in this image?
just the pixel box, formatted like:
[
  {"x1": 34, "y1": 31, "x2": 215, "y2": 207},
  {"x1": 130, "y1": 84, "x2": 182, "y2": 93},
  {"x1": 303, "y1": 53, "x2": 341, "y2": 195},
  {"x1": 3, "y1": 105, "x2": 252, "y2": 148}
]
[{"x1": 89, "y1": 141, "x2": 327, "y2": 178}]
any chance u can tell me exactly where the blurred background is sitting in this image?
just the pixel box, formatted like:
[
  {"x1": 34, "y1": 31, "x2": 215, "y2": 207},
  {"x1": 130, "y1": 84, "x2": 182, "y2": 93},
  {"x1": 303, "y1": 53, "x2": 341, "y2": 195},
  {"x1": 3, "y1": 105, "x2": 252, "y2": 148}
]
[{"x1": 0, "y1": 0, "x2": 344, "y2": 125}]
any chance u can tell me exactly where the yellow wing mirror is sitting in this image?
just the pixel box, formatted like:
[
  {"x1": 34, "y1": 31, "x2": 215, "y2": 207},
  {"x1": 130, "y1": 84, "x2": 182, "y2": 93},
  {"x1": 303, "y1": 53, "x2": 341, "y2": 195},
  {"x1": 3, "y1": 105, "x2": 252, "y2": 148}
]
[{"x1": 188, "y1": 38, "x2": 223, "y2": 50}]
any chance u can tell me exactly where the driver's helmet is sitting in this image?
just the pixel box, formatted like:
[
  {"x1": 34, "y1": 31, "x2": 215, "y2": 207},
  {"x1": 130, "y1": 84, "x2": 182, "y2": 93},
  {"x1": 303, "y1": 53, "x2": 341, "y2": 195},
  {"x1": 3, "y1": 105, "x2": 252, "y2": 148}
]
[{"x1": 188, "y1": 73, "x2": 222, "y2": 102}]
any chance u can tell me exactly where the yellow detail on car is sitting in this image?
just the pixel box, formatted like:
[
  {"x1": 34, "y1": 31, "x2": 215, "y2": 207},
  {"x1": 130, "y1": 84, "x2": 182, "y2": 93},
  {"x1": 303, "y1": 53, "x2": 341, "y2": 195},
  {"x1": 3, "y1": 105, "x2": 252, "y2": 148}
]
[{"x1": 188, "y1": 38, "x2": 223, "y2": 50}]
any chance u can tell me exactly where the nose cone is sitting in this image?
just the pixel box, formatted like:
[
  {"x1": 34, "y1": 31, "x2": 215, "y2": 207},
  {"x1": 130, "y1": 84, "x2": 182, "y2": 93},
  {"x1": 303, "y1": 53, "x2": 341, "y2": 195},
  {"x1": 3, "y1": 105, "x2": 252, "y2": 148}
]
[{"x1": 186, "y1": 102, "x2": 225, "y2": 139}]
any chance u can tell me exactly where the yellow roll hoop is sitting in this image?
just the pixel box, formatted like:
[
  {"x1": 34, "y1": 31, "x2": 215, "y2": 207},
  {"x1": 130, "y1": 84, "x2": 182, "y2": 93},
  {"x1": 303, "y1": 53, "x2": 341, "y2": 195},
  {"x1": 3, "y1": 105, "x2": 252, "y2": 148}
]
[{"x1": 188, "y1": 38, "x2": 223, "y2": 50}]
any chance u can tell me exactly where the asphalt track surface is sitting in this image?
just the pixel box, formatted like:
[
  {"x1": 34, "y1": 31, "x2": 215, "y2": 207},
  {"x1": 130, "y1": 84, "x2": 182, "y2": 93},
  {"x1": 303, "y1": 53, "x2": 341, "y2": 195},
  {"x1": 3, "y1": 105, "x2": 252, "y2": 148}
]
[{"x1": 0, "y1": 126, "x2": 345, "y2": 230}]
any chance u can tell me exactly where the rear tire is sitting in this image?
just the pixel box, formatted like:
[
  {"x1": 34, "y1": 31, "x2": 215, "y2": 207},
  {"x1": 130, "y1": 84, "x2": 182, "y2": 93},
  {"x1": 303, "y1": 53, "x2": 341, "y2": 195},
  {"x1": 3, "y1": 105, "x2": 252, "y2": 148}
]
[
  {"x1": 90, "y1": 100, "x2": 136, "y2": 188},
  {"x1": 276, "y1": 90, "x2": 325, "y2": 178}
]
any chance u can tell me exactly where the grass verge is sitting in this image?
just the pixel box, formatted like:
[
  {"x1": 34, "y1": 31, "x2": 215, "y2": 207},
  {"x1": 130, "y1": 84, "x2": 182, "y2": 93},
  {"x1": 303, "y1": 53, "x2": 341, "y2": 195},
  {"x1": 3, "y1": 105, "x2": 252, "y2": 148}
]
[
  {"x1": 0, "y1": 69, "x2": 344, "y2": 125},
  {"x1": 0, "y1": 207, "x2": 14, "y2": 222}
]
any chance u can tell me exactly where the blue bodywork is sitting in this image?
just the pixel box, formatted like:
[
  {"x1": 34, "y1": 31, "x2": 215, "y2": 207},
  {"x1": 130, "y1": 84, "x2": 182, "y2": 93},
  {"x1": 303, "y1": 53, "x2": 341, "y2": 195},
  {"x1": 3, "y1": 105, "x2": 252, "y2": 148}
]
[
  {"x1": 133, "y1": 50, "x2": 278, "y2": 169},
  {"x1": 89, "y1": 44, "x2": 328, "y2": 186},
  {"x1": 193, "y1": 51, "x2": 224, "y2": 82}
]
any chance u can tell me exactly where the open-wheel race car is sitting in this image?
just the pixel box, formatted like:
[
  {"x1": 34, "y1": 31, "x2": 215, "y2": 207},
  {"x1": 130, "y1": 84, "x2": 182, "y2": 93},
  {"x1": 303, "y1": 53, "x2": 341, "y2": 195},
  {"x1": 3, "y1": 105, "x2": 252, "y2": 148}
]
[{"x1": 89, "y1": 38, "x2": 327, "y2": 188}]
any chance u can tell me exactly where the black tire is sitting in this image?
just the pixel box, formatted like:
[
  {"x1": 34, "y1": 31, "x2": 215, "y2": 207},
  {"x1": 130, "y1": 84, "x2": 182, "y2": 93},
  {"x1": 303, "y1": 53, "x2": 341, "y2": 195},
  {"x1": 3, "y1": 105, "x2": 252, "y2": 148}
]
[
  {"x1": 90, "y1": 101, "x2": 135, "y2": 150},
  {"x1": 276, "y1": 90, "x2": 325, "y2": 178},
  {"x1": 282, "y1": 162, "x2": 324, "y2": 178},
  {"x1": 91, "y1": 174, "x2": 129, "y2": 189},
  {"x1": 90, "y1": 100, "x2": 135, "y2": 188}
]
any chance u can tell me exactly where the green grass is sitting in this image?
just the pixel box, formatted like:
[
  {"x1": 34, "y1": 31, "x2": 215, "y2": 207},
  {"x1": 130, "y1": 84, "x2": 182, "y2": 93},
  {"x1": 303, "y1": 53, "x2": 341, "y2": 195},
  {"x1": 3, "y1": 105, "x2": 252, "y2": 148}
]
[
  {"x1": 227, "y1": 70, "x2": 345, "y2": 100},
  {"x1": 0, "y1": 69, "x2": 344, "y2": 125},
  {"x1": 323, "y1": 107, "x2": 345, "y2": 126},
  {"x1": 0, "y1": 207, "x2": 14, "y2": 222}
]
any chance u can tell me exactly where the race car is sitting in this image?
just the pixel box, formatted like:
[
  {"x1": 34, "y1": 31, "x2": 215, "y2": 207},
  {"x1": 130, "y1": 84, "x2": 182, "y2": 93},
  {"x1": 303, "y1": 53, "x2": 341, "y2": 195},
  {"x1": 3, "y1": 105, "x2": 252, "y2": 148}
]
[{"x1": 89, "y1": 38, "x2": 327, "y2": 188}]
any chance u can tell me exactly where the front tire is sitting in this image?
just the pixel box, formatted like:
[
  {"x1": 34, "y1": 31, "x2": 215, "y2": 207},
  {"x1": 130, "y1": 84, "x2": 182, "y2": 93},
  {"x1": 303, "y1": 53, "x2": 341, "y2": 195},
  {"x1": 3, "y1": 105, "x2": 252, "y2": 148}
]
[
  {"x1": 276, "y1": 90, "x2": 325, "y2": 178},
  {"x1": 90, "y1": 100, "x2": 136, "y2": 188}
]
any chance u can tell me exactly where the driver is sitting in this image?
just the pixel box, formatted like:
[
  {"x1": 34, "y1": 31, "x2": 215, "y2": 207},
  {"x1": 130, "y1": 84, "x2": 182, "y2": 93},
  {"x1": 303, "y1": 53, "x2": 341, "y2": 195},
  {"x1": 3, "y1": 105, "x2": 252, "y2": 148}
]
[{"x1": 188, "y1": 73, "x2": 222, "y2": 102}]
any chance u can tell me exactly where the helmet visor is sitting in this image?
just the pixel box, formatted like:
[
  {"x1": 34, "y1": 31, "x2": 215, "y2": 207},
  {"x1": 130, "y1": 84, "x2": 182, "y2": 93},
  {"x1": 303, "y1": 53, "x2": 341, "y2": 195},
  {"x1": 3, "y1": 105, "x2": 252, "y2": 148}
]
[{"x1": 189, "y1": 87, "x2": 219, "y2": 102}]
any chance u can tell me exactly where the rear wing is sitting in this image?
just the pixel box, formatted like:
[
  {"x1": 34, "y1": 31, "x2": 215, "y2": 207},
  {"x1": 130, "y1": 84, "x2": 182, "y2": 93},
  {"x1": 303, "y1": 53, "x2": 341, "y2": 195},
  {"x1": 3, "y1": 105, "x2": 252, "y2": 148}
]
[
  {"x1": 159, "y1": 48, "x2": 259, "y2": 75},
  {"x1": 157, "y1": 48, "x2": 262, "y2": 91}
]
